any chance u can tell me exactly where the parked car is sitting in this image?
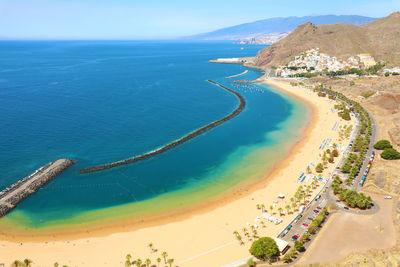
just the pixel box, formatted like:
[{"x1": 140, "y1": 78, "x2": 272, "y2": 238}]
[
  {"x1": 336, "y1": 199, "x2": 340, "y2": 202},
  {"x1": 344, "y1": 206, "x2": 349, "y2": 210},
  {"x1": 282, "y1": 229, "x2": 289, "y2": 237},
  {"x1": 302, "y1": 223, "x2": 309, "y2": 227},
  {"x1": 316, "y1": 206, "x2": 322, "y2": 210},
  {"x1": 384, "y1": 196, "x2": 392, "y2": 199},
  {"x1": 315, "y1": 195, "x2": 321, "y2": 201},
  {"x1": 291, "y1": 234, "x2": 299, "y2": 241},
  {"x1": 308, "y1": 216, "x2": 314, "y2": 220}
]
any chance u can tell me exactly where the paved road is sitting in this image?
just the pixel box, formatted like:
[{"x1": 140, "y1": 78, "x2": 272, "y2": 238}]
[
  {"x1": 278, "y1": 104, "x2": 379, "y2": 245},
  {"x1": 231, "y1": 94, "x2": 380, "y2": 267},
  {"x1": 353, "y1": 108, "x2": 379, "y2": 191}
]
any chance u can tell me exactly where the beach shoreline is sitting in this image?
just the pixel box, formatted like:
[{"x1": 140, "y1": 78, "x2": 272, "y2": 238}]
[
  {"x1": 0, "y1": 78, "x2": 355, "y2": 267},
  {"x1": 0, "y1": 79, "x2": 316, "y2": 243}
]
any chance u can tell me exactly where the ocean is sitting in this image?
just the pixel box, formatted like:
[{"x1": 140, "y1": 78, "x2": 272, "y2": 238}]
[{"x1": 0, "y1": 41, "x2": 309, "y2": 230}]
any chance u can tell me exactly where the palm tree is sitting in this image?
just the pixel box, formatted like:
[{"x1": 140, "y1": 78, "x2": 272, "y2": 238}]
[
  {"x1": 162, "y1": 252, "x2": 168, "y2": 264},
  {"x1": 306, "y1": 166, "x2": 311, "y2": 174},
  {"x1": 125, "y1": 260, "x2": 132, "y2": 267},
  {"x1": 233, "y1": 230, "x2": 239, "y2": 236},
  {"x1": 148, "y1": 243, "x2": 153, "y2": 253},
  {"x1": 260, "y1": 204, "x2": 265, "y2": 212},
  {"x1": 145, "y1": 258, "x2": 151, "y2": 267},
  {"x1": 285, "y1": 204, "x2": 291, "y2": 214},
  {"x1": 167, "y1": 258, "x2": 174, "y2": 267},
  {"x1": 126, "y1": 254, "x2": 132, "y2": 262},
  {"x1": 54, "y1": 263, "x2": 59, "y2": 267},
  {"x1": 290, "y1": 197, "x2": 294, "y2": 203},
  {"x1": 269, "y1": 205, "x2": 274, "y2": 214},
  {"x1": 295, "y1": 192, "x2": 301, "y2": 203},
  {"x1": 156, "y1": 258, "x2": 162, "y2": 267},
  {"x1": 260, "y1": 221, "x2": 265, "y2": 228},
  {"x1": 236, "y1": 235, "x2": 244, "y2": 245},
  {"x1": 23, "y1": 259, "x2": 33, "y2": 267},
  {"x1": 136, "y1": 259, "x2": 142, "y2": 267},
  {"x1": 242, "y1": 227, "x2": 248, "y2": 235},
  {"x1": 292, "y1": 202, "x2": 297, "y2": 211},
  {"x1": 278, "y1": 207, "x2": 283, "y2": 216},
  {"x1": 256, "y1": 204, "x2": 260, "y2": 210},
  {"x1": 11, "y1": 260, "x2": 24, "y2": 267}
]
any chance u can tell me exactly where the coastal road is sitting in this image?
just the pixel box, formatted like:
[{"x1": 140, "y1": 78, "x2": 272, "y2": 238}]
[{"x1": 353, "y1": 108, "x2": 379, "y2": 192}]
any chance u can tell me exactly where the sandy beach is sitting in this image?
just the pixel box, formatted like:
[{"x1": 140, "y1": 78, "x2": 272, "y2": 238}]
[{"x1": 0, "y1": 79, "x2": 356, "y2": 267}]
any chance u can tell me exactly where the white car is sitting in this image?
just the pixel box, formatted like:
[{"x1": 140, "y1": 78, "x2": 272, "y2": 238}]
[{"x1": 384, "y1": 196, "x2": 392, "y2": 199}]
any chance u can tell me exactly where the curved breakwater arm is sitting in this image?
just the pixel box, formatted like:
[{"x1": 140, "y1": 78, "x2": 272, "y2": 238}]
[
  {"x1": 225, "y1": 70, "x2": 248, "y2": 79},
  {"x1": 79, "y1": 80, "x2": 246, "y2": 174}
]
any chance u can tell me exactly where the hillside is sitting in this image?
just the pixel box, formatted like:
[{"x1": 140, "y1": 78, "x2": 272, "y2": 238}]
[
  {"x1": 254, "y1": 12, "x2": 400, "y2": 67},
  {"x1": 187, "y1": 15, "x2": 376, "y2": 41}
]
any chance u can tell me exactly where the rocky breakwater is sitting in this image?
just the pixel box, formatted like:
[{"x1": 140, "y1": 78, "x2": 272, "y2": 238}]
[
  {"x1": 0, "y1": 159, "x2": 75, "y2": 217},
  {"x1": 79, "y1": 80, "x2": 246, "y2": 174}
]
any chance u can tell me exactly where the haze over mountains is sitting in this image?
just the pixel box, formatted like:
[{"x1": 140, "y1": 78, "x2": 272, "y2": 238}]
[
  {"x1": 254, "y1": 12, "x2": 400, "y2": 67},
  {"x1": 189, "y1": 15, "x2": 376, "y2": 43}
]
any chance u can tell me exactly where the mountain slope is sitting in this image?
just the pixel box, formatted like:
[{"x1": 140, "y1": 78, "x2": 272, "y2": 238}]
[
  {"x1": 188, "y1": 15, "x2": 376, "y2": 40},
  {"x1": 254, "y1": 12, "x2": 400, "y2": 67}
]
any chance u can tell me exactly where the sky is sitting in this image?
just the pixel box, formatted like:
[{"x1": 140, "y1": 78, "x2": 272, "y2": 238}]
[{"x1": 0, "y1": 0, "x2": 399, "y2": 39}]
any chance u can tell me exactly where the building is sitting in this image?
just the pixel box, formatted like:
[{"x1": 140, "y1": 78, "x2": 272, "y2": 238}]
[
  {"x1": 358, "y1": 53, "x2": 376, "y2": 68},
  {"x1": 272, "y1": 237, "x2": 290, "y2": 254}
]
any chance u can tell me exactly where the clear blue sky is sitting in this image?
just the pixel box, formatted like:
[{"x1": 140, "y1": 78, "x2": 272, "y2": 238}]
[{"x1": 0, "y1": 0, "x2": 399, "y2": 39}]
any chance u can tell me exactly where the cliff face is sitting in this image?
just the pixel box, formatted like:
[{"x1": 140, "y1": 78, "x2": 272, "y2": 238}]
[{"x1": 254, "y1": 12, "x2": 400, "y2": 67}]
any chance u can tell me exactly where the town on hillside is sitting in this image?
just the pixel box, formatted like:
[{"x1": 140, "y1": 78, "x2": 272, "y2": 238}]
[{"x1": 275, "y1": 48, "x2": 400, "y2": 78}]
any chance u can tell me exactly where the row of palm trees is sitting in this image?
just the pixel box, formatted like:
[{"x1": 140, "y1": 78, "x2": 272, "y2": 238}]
[
  {"x1": 255, "y1": 181, "x2": 319, "y2": 218},
  {"x1": 11, "y1": 258, "x2": 72, "y2": 267},
  {"x1": 233, "y1": 224, "x2": 262, "y2": 245},
  {"x1": 125, "y1": 245, "x2": 175, "y2": 267},
  {"x1": 232, "y1": 180, "x2": 322, "y2": 247},
  {"x1": 11, "y1": 259, "x2": 33, "y2": 267}
]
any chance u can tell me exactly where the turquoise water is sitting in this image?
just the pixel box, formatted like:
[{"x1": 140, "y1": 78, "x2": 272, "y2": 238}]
[{"x1": 0, "y1": 41, "x2": 309, "y2": 229}]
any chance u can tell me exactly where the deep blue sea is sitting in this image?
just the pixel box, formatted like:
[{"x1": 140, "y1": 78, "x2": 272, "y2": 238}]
[{"x1": 0, "y1": 41, "x2": 309, "y2": 229}]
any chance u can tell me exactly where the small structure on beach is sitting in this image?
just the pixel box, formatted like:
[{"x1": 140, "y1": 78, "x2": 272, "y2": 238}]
[{"x1": 272, "y1": 237, "x2": 290, "y2": 254}]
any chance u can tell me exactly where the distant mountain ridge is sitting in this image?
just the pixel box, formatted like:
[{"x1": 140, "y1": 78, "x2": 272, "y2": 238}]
[
  {"x1": 188, "y1": 15, "x2": 377, "y2": 41},
  {"x1": 253, "y1": 12, "x2": 400, "y2": 67}
]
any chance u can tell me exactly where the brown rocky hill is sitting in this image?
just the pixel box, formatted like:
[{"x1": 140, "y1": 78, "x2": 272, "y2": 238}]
[{"x1": 254, "y1": 12, "x2": 400, "y2": 67}]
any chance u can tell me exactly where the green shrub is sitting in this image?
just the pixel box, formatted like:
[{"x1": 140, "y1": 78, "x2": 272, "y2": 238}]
[
  {"x1": 315, "y1": 163, "x2": 324, "y2": 173},
  {"x1": 246, "y1": 258, "x2": 256, "y2": 267},
  {"x1": 294, "y1": 240, "x2": 305, "y2": 252},
  {"x1": 381, "y1": 148, "x2": 400, "y2": 160},
  {"x1": 249, "y1": 237, "x2": 280, "y2": 261},
  {"x1": 373, "y1": 140, "x2": 392, "y2": 150}
]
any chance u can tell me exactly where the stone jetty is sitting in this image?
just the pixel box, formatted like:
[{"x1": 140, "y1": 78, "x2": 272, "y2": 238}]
[
  {"x1": 0, "y1": 159, "x2": 75, "y2": 217},
  {"x1": 79, "y1": 80, "x2": 246, "y2": 174}
]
